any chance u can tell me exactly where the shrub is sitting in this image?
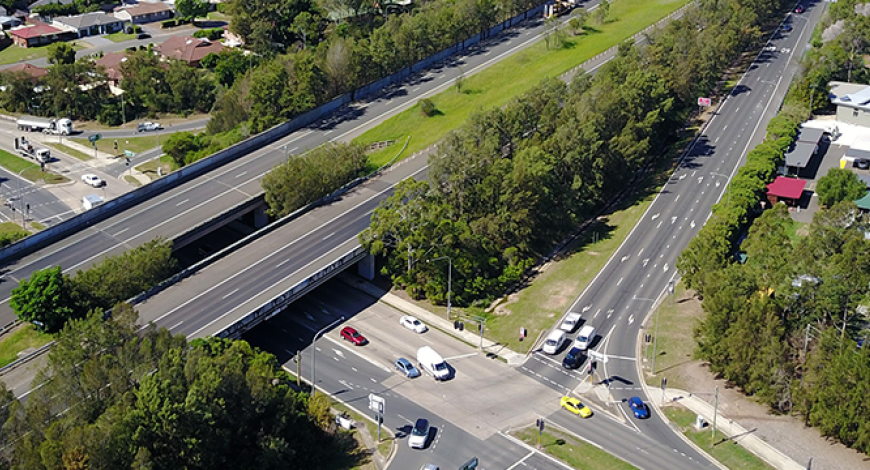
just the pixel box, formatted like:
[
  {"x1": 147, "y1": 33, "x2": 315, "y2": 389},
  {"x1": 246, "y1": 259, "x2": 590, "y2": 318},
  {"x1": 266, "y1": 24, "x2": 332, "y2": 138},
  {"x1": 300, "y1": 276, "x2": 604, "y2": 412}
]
[
  {"x1": 161, "y1": 19, "x2": 176, "y2": 28},
  {"x1": 419, "y1": 98, "x2": 437, "y2": 117}
]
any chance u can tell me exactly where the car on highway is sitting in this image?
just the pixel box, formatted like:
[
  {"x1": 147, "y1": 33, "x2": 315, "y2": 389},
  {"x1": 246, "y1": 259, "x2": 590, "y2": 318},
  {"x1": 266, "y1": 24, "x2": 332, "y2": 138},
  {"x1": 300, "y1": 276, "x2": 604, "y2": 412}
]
[
  {"x1": 560, "y1": 396, "x2": 592, "y2": 418},
  {"x1": 559, "y1": 313, "x2": 582, "y2": 332},
  {"x1": 782, "y1": 24, "x2": 793, "y2": 32},
  {"x1": 420, "y1": 465, "x2": 439, "y2": 470},
  {"x1": 81, "y1": 174, "x2": 104, "y2": 187},
  {"x1": 340, "y1": 326, "x2": 367, "y2": 345},
  {"x1": 573, "y1": 325, "x2": 596, "y2": 350},
  {"x1": 409, "y1": 418, "x2": 430, "y2": 448},
  {"x1": 400, "y1": 315, "x2": 428, "y2": 333},
  {"x1": 395, "y1": 357, "x2": 421, "y2": 378},
  {"x1": 794, "y1": 4, "x2": 804, "y2": 13},
  {"x1": 542, "y1": 329, "x2": 568, "y2": 355},
  {"x1": 137, "y1": 121, "x2": 163, "y2": 132},
  {"x1": 628, "y1": 397, "x2": 650, "y2": 419},
  {"x1": 562, "y1": 347, "x2": 584, "y2": 369}
]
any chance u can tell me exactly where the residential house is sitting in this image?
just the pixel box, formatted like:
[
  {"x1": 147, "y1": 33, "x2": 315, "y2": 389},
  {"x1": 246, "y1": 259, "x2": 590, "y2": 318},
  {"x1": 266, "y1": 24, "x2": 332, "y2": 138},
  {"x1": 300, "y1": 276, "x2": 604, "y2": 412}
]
[
  {"x1": 113, "y1": 2, "x2": 173, "y2": 24},
  {"x1": 830, "y1": 81, "x2": 870, "y2": 128},
  {"x1": 1, "y1": 63, "x2": 48, "y2": 83},
  {"x1": 8, "y1": 23, "x2": 70, "y2": 48},
  {"x1": 52, "y1": 12, "x2": 124, "y2": 38},
  {"x1": 154, "y1": 35, "x2": 223, "y2": 67},
  {"x1": 0, "y1": 16, "x2": 22, "y2": 30},
  {"x1": 95, "y1": 51, "x2": 129, "y2": 94}
]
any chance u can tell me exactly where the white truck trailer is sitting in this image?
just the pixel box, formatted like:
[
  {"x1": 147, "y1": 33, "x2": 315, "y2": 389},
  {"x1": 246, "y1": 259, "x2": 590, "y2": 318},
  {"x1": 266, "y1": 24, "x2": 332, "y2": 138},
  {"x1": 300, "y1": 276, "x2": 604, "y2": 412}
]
[{"x1": 16, "y1": 116, "x2": 73, "y2": 135}]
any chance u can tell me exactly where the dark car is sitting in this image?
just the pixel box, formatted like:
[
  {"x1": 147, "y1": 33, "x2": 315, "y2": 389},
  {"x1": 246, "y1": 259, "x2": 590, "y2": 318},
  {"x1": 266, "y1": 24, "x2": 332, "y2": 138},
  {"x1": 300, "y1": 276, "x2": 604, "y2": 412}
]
[
  {"x1": 340, "y1": 326, "x2": 367, "y2": 345},
  {"x1": 794, "y1": 4, "x2": 804, "y2": 13},
  {"x1": 395, "y1": 358, "x2": 421, "y2": 378},
  {"x1": 137, "y1": 33, "x2": 151, "y2": 40},
  {"x1": 855, "y1": 158, "x2": 870, "y2": 170},
  {"x1": 628, "y1": 397, "x2": 650, "y2": 419},
  {"x1": 782, "y1": 24, "x2": 793, "y2": 32},
  {"x1": 562, "y1": 347, "x2": 584, "y2": 369}
]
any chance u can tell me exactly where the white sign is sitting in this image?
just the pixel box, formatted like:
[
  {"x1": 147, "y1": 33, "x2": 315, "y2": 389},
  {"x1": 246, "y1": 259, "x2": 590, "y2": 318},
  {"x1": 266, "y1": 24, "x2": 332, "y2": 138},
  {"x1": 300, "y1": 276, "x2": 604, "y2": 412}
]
[
  {"x1": 368, "y1": 393, "x2": 385, "y2": 413},
  {"x1": 698, "y1": 97, "x2": 712, "y2": 107},
  {"x1": 587, "y1": 350, "x2": 609, "y2": 364}
]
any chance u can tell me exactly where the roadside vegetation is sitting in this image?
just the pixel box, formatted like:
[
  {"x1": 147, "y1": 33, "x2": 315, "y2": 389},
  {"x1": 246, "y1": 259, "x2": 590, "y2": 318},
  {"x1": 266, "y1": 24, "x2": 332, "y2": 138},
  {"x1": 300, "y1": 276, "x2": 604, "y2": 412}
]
[
  {"x1": 0, "y1": 323, "x2": 52, "y2": 367},
  {"x1": 513, "y1": 426, "x2": 638, "y2": 470},
  {"x1": 664, "y1": 408, "x2": 775, "y2": 470},
  {"x1": 0, "y1": 149, "x2": 67, "y2": 184}
]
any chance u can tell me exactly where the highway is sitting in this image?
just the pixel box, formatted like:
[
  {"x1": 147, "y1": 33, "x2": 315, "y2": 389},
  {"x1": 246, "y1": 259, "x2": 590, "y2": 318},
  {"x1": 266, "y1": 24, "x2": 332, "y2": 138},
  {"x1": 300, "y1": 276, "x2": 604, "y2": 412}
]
[
  {"x1": 242, "y1": 280, "x2": 712, "y2": 470},
  {"x1": 0, "y1": 7, "x2": 577, "y2": 326},
  {"x1": 518, "y1": 0, "x2": 822, "y2": 461}
]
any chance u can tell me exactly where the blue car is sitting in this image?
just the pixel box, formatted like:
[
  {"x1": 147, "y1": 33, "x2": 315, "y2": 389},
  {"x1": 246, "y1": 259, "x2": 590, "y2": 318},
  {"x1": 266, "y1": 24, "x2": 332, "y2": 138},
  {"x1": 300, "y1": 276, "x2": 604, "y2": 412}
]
[
  {"x1": 628, "y1": 397, "x2": 649, "y2": 419},
  {"x1": 395, "y1": 358, "x2": 421, "y2": 378}
]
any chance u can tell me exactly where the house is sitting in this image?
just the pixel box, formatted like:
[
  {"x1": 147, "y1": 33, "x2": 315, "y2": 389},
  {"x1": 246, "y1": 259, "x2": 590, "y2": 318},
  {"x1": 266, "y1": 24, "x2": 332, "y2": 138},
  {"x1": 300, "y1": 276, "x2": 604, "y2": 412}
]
[
  {"x1": 1, "y1": 63, "x2": 48, "y2": 83},
  {"x1": 95, "y1": 51, "x2": 129, "y2": 94},
  {"x1": 8, "y1": 23, "x2": 68, "y2": 48},
  {"x1": 830, "y1": 81, "x2": 870, "y2": 128},
  {"x1": 782, "y1": 126, "x2": 824, "y2": 177},
  {"x1": 766, "y1": 176, "x2": 807, "y2": 207},
  {"x1": 113, "y1": 2, "x2": 173, "y2": 24},
  {"x1": 154, "y1": 35, "x2": 224, "y2": 66},
  {"x1": 52, "y1": 12, "x2": 124, "y2": 38},
  {"x1": 0, "y1": 16, "x2": 21, "y2": 30}
]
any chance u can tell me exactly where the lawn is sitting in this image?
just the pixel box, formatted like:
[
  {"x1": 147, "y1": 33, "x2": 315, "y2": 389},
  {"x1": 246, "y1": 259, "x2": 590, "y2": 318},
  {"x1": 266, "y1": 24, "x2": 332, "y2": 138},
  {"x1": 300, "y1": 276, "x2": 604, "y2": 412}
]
[
  {"x1": 0, "y1": 221, "x2": 22, "y2": 235},
  {"x1": 106, "y1": 32, "x2": 137, "y2": 43},
  {"x1": 0, "y1": 42, "x2": 85, "y2": 66},
  {"x1": 135, "y1": 155, "x2": 178, "y2": 180},
  {"x1": 72, "y1": 134, "x2": 163, "y2": 155},
  {"x1": 356, "y1": 0, "x2": 689, "y2": 164},
  {"x1": 44, "y1": 142, "x2": 92, "y2": 161},
  {"x1": 0, "y1": 149, "x2": 68, "y2": 184},
  {"x1": 664, "y1": 407, "x2": 775, "y2": 470},
  {"x1": 0, "y1": 324, "x2": 53, "y2": 368},
  {"x1": 641, "y1": 282, "x2": 699, "y2": 390},
  {"x1": 513, "y1": 426, "x2": 638, "y2": 470}
]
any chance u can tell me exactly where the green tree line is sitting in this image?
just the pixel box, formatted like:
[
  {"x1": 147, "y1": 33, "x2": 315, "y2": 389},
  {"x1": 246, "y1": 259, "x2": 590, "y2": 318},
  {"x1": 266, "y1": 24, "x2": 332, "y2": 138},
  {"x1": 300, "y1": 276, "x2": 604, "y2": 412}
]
[
  {"x1": 359, "y1": 0, "x2": 787, "y2": 306},
  {"x1": 0, "y1": 306, "x2": 357, "y2": 469},
  {"x1": 11, "y1": 238, "x2": 178, "y2": 333}
]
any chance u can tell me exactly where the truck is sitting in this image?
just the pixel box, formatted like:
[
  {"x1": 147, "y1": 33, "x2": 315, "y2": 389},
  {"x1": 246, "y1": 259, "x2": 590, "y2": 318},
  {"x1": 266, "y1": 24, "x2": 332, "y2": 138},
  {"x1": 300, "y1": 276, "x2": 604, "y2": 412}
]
[
  {"x1": 16, "y1": 116, "x2": 73, "y2": 135},
  {"x1": 16, "y1": 137, "x2": 51, "y2": 164}
]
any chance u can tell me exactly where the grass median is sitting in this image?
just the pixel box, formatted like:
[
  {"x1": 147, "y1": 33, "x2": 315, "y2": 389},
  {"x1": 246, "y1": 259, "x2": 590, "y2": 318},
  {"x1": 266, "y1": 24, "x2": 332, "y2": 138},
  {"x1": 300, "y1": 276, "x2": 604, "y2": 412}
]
[
  {"x1": 72, "y1": 134, "x2": 163, "y2": 156},
  {"x1": 513, "y1": 426, "x2": 638, "y2": 470},
  {"x1": 664, "y1": 407, "x2": 775, "y2": 470},
  {"x1": 357, "y1": 0, "x2": 689, "y2": 166},
  {"x1": 0, "y1": 323, "x2": 53, "y2": 368},
  {"x1": 0, "y1": 149, "x2": 68, "y2": 184}
]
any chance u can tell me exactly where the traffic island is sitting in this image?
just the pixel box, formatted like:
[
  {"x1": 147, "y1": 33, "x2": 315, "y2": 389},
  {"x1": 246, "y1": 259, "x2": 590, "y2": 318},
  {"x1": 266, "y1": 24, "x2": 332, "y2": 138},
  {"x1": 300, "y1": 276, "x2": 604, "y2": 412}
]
[{"x1": 510, "y1": 425, "x2": 638, "y2": 470}]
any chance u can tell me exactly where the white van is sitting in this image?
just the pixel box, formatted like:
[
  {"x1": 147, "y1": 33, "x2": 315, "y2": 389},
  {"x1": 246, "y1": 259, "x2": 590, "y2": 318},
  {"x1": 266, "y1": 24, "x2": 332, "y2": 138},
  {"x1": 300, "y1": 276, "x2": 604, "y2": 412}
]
[
  {"x1": 542, "y1": 329, "x2": 568, "y2": 355},
  {"x1": 417, "y1": 346, "x2": 449, "y2": 380},
  {"x1": 574, "y1": 325, "x2": 596, "y2": 350}
]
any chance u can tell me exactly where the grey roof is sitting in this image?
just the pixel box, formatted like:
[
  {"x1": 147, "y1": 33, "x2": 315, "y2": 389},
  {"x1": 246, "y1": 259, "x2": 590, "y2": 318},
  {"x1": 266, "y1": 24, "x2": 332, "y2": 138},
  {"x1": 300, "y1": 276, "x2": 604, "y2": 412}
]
[
  {"x1": 0, "y1": 16, "x2": 19, "y2": 23},
  {"x1": 785, "y1": 141, "x2": 816, "y2": 169},
  {"x1": 55, "y1": 12, "x2": 121, "y2": 29},
  {"x1": 831, "y1": 81, "x2": 870, "y2": 111},
  {"x1": 795, "y1": 126, "x2": 824, "y2": 144},
  {"x1": 846, "y1": 147, "x2": 870, "y2": 160},
  {"x1": 29, "y1": 0, "x2": 75, "y2": 8}
]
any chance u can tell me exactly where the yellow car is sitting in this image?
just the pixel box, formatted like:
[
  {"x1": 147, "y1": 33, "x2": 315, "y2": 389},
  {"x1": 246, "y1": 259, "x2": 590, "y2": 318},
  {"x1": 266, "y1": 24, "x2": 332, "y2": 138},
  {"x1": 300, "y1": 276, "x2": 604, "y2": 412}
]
[{"x1": 560, "y1": 396, "x2": 592, "y2": 418}]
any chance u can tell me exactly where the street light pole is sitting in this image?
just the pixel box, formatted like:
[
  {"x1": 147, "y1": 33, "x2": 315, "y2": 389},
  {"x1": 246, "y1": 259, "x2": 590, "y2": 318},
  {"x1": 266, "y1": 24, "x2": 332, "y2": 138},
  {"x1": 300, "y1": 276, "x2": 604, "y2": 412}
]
[
  {"x1": 310, "y1": 315, "x2": 345, "y2": 396},
  {"x1": 429, "y1": 256, "x2": 452, "y2": 319}
]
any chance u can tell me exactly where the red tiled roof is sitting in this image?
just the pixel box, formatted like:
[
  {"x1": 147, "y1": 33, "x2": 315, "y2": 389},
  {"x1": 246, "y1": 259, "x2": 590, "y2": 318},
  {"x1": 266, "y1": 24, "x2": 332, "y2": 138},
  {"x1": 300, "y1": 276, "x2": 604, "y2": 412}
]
[
  {"x1": 8, "y1": 24, "x2": 62, "y2": 39},
  {"x1": 95, "y1": 51, "x2": 129, "y2": 81},
  {"x1": 114, "y1": 2, "x2": 171, "y2": 16},
  {"x1": 3, "y1": 63, "x2": 48, "y2": 80},
  {"x1": 154, "y1": 35, "x2": 224, "y2": 64},
  {"x1": 767, "y1": 177, "x2": 807, "y2": 199}
]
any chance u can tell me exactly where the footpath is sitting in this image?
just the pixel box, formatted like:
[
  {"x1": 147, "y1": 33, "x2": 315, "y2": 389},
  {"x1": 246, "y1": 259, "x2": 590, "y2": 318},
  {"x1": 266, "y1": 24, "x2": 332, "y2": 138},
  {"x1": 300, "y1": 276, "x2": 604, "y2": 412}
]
[{"x1": 339, "y1": 273, "x2": 805, "y2": 470}]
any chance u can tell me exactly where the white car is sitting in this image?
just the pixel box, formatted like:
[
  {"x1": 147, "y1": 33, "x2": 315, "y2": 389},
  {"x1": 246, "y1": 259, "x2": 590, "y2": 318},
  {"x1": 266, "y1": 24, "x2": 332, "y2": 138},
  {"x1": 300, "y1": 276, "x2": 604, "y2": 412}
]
[
  {"x1": 560, "y1": 313, "x2": 582, "y2": 332},
  {"x1": 81, "y1": 174, "x2": 103, "y2": 187},
  {"x1": 409, "y1": 418, "x2": 430, "y2": 449},
  {"x1": 137, "y1": 121, "x2": 163, "y2": 132},
  {"x1": 400, "y1": 315, "x2": 428, "y2": 333},
  {"x1": 542, "y1": 330, "x2": 568, "y2": 355},
  {"x1": 573, "y1": 325, "x2": 597, "y2": 351}
]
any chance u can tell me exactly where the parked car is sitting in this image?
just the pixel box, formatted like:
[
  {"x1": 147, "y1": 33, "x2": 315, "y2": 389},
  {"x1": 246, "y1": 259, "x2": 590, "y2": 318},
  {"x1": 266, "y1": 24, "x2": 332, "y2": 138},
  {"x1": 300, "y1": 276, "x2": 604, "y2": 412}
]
[
  {"x1": 409, "y1": 418, "x2": 430, "y2": 449},
  {"x1": 562, "y1": 347, "x2": 584, "y2": 369},
  {"x1": 340, "y1": 326, "x2": 367, "y2": 345},
  {"x1": 420, "y1": 465, "x2": 439, "y2": 470},
  {"x1": 81, "y1": 174, "x2": 104, "y2": 187},
  {"x1": 855, "y1": 158, "x2": 870, "y2": 170},
  {"x1": 560, "y1": 313, "x2": 582, "y2": 332},
  {"x1": 542, "y1": 329, "x2": 568, "y2": 355},
  {"x1": 628, "y1": 397, "x2": 650, "y2": 419},
  {"x1": 137, "y1": 121, "x2": 163, "y2": 132},
  {"x1": 560, "y1": 396, "x2": 592, "y2": 418},
  {"x1": 395, "y1": 358, "x2": 421, "y2": 378},
  {"x1": 400, "y1": 315, "x2": 428, "y2": 333},
  {"x1": 137, "y1": 33, "x2": 151, "y2": 39},
  {"x1": 794, "y1": 4, "x2": 804, "y2": 13}
]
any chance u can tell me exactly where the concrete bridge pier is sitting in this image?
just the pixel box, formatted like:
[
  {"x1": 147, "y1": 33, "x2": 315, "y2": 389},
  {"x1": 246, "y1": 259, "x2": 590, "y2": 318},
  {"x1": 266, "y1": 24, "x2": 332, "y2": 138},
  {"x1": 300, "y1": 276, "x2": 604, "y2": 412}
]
[{"x1": 358, "y1": 253, "x2": 375, "y2": 280}]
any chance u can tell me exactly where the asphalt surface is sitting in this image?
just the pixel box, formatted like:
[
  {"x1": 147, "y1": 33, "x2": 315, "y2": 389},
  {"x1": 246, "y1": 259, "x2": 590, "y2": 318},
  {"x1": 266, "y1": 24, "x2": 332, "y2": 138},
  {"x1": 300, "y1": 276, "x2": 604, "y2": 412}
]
[
  {"x1": 242, "y1": 281, "x2": 709, "y2": 470},
  {"x1": 0, "y1": 4, "x2": 598, "y2": 328},
  {"x1": 518, "y1": 1, "x2": 822, "y2": 463}
]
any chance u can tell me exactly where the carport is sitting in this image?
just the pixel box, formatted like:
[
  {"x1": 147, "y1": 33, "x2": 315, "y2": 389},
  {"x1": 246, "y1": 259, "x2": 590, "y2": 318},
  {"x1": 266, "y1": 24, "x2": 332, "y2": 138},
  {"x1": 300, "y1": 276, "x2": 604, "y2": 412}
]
[
  {"x1": 766, "y1": 177, "x2": 806, "y2": 206},
  {"x1": 784, "y1": 126, "x2": 825, "y2": 177}
]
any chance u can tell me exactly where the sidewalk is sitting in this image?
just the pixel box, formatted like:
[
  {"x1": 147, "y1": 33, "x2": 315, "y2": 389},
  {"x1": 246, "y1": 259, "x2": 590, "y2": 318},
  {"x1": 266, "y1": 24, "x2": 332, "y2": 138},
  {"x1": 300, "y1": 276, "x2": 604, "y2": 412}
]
[{"x1": 647, "y1": 386, "x2": 805, "y2": 470}]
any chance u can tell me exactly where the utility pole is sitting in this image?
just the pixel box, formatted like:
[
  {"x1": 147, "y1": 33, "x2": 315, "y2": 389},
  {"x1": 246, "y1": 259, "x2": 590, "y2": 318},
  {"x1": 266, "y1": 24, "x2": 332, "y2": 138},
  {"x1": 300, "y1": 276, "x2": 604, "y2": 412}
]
[{"x1": 712, "y1": 385, "x2": 719, "y2": 447}]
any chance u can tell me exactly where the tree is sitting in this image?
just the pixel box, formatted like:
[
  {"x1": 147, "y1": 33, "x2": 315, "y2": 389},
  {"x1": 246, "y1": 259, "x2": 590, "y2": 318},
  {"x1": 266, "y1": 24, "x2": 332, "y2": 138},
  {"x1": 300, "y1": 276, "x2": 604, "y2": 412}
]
[
  {"x1": 47, "y1": 42, "x2": 77, "y2": 65},
  {"x1": 291, "y1": 11, "x2": 318, "y2": 50},
  {"x1": 815, "y1": 167, "x2": 867, "y2": 207},
  {"x1": 175, "y1": 0, "x2": 209, "y2": 19},
  {"x1": 10, "y1": 266, "x2": 80, "y2": 332},
  {"x1": 163, "y1": 131, "x2": 201, "y2": 167}
]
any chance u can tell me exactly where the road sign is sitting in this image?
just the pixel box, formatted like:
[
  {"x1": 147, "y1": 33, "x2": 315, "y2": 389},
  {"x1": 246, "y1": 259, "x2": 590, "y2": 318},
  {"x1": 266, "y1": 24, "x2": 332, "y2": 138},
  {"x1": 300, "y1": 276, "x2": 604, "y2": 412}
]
[
  {"x1": 88, "y1": 133, "x2": 102, "y2": 143},
  {"x1": 587, "y1": 350, "x2": 609, "y2": 363},
  {"x1": 368, "y1": 393, "x2": 385, "y2": 414},
  {"x1": 124, "y1": 149, "x2": 135, "y2": 158},
  {"x1": 697, "y1": 97, "x2": 712, "y2": 107}
]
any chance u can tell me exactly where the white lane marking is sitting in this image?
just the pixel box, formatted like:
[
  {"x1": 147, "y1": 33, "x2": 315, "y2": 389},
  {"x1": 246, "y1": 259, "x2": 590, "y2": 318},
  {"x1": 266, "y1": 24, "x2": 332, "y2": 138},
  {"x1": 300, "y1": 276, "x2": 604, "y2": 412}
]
[
  {"x1": 221, "y1": 288, "x2": 239, "y2": 299},
  {"x1": 323, "y1": 231, "x2": 335, "y2": 241},
  {"x1": 289, "y1": 146, "x2": 298, "y2": 153},
  {"x1": 113, "y1": 227, "x2": 129, "y2": 237},
  {"x1": 581, "y1": 305, "x2": 591, "y2": 313},
  {"x1": 506, "y1": 451, "x2": 536, "y2": 470},
  {"x1": 627, "y1": 314, "x2": 634, "y2": 325},
  {"x1": 674, "y1": 194, "x2": 680, "y2": 202},
  {"x1": 651, "y1": 213, "x2": 659, "y2": 220},
  {"x1": 642, "y1": 258, "x2": 649, "y2": 267},
  {"x1": 235, "y1": 171, "x2": 247, "y2": 178},
  {"x1": 637, "y1": 248, "x2": 643, "y2": 257},
  {"x1": 169, "y1": 320, "x2": 184, "y2": 330},
  {"x1": 593, "y1": 308, "x2": 600, "y2": 318},
  {"x1": 616, "y1": 277, "x2": 623, "y2": 287},
  {"x1": 175, "y1": 199, "x2": 189, "y2": 206},
  {"x1": 621, "y1": 255, "x2": 629, "y2": 262},
  {"x1": 276, "y1": 258, "x2": 291, "y2": 268}
]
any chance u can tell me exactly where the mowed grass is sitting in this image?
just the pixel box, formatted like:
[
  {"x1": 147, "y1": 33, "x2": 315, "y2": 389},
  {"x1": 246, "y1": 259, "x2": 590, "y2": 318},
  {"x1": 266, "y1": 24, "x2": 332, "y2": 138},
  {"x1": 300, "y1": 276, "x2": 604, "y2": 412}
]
[
  {"x1": 0, "y1": 149, "x2": 68, "y2": 184},
  {"x1": 0, "y1": 221, "x2": 23, "y2": 235},
  {"x1": 44, "y1": 142, "x2": 92, "y2": 161},
  {"x1": 106, "y1": 32, "x2": 137, "y2": 43},
  {"x1": 664, "y1": 407, "x2": 776, "y2": 470},
  {"x1": 356, "y1": 0, "x2": 689, "y2": 163},
  {"x1": 0, "y1": 42, "x2": 85, "y2": 66},
  {"x1": 514, "y1": 426, "x2": 638, "y2": 470},
  {"x1": 0, "y1": 324, "x2": 53, "y2": 368},
  {"x1": 641, "y1": 282, "x2": 699, "y2": 390},
  {"x1": 135, "y1": 155, "x2": 178, "y2": 180},
  {"x1": 72, "y1": 134, "x2": 163, "y2": 155}
]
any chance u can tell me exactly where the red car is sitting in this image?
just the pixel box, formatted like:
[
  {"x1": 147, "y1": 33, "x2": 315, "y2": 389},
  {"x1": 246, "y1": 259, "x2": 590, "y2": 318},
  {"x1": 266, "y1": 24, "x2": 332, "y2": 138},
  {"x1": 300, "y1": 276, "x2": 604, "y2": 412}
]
[{"x1": 340, "y1": 326, "x2": 367, "y2": 345}]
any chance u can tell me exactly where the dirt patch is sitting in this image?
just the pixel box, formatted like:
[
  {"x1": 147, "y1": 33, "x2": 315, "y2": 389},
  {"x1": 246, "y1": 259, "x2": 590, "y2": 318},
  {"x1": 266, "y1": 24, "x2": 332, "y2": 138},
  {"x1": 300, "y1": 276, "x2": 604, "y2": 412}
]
[{"x1": 658, "y1": 291, "x2": 870, "y2": 470}]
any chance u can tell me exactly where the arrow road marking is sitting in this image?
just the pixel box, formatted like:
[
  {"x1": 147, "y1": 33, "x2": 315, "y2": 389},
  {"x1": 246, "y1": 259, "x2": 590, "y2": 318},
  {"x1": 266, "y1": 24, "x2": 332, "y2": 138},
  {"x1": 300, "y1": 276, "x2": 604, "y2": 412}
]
[
  {"x1": 651, "y1": 213, "x2": 660, "y2": 220},
  {"x1": 334, "y1": 349, "x2": 344, "y2": 358},
  {"x1": 663, "y1": 264, "x2": 670, "y2": 272},
  {"x1": 621, "y1": 255, "x2": 629, "y2": 262},
  {"x1": 628, "y1": 315, "x2": 635, "y2": 325},
  {"x1": 643, "y1": 258, "x2": 649, "y2": 267},
  {"x1": 582, "y1": 305, "x2": 591, "y2": 313}
]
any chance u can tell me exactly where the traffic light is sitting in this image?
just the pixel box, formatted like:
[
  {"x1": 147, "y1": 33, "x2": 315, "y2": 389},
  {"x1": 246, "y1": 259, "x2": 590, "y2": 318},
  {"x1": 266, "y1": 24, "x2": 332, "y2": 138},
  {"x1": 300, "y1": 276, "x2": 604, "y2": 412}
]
[
  {"x1": 113, "y1": 140, "x2": 118, "y2": 151},
  {"x1": 125, "y1": 156, "x2": 130, "y2": 166},
  {"x1": 26, "y1": 204, "x2": 29, "y2": 213}
]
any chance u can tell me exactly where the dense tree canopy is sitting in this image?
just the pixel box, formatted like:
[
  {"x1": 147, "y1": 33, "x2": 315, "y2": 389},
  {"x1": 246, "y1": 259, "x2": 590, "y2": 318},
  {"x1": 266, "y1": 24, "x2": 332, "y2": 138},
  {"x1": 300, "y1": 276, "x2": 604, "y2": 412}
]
[
  {"x1": 815, "y1": 167, "x2": 867, "y2": 207},
  {"x1": 10, "y1": 266, "x2": 80, "y2": 333}
]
